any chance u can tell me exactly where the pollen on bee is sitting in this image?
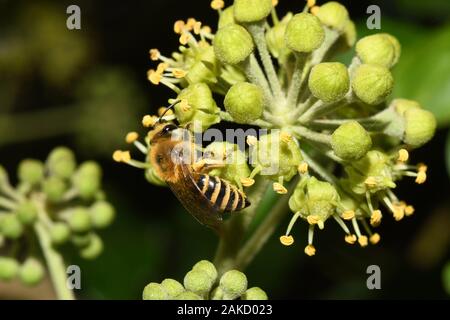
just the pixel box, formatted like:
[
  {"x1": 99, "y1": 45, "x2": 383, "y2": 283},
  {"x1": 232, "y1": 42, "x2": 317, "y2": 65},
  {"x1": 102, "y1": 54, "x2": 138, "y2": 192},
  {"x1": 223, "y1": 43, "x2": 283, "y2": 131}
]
[
  {"x1": 280, "y1": 235, "x2": 294, "y2": 246},
  {"x1": 125, "y1": 132, "x2": 139, "y2": 144}
]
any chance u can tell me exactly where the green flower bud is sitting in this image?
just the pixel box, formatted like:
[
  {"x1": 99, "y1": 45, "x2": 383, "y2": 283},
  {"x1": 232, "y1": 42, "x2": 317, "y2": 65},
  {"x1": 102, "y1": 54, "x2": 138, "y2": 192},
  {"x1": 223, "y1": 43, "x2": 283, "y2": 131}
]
[
  {"x1": 289, "y1": 177, "x2": 340, "y2": 224},
  {"x1": 0, "y1": 257, "x2": 19, "y2": 281},
  {"x1": 213, "y1": 24, "x2": 254, "y2": 65},
  {"x1": 343, "y1": 20, "x2": 356, "y2": 48},
  {"x1": 19, "y1": 258, "x2": 45, "y2": 286},
  {"x1": 331, "y1": 121, "x2": 372, "y2": 160},
  {"x1": 89, "y1": 201, "x2": 115, "y2": 229},
  {"x1": 308, "y1": 62, "x2": 349, "y2": 102},
  {"x1": 16, "y1": 201, "x2": 38, "y2": 225},
  {"x1": 71, "y1": 233, "x2": 92, "y2": 247},
  {"x1": 42, "y1": 176, "x2": 68, "y2": 203},
  {"x1": 403, "y1": 108, "x2": 437, "y2": 148},
  {"x1": 68, "y1": 207, "x2": 91, "y2": 233},
  {"x1": 266, "y1": 13, "x2": 293, "y2": 63},
  {"x1": 219, "y1": 270, "x2": 248, "y2": 300},
  {"x1": 79, "y1": 233, "x2": 103, "y2": 260},
  {"x1": 192, "y1": 260, "x2": 218, "y2": 282},
  {"x1": 185, "y1": 61, "x2": 218, "y2": 86},
  {"x1": 224, "y1": 82, "x2": 264, "y2": 124},
  {"x1": 47, "y1": 147, "x2": 76, "y2": 179},
  {"x1": 175, "y1": 83, "x2": 220, "y2": 131},
  {"x1": 218, "y1": 6, "x2": 235, "y2": 29},
  {"x1": 385, "y1": 34, "x2": 401, "y2": 64},
  {"x1": 1, "y1": 214, "x2": 23, "y2": 239},
  {"x1": 143, "y1": 282, "x2": 168, "y2": 300},
  {"x1": 391, "y1": 98, "x2": 421, "y2": 116},
  {"x1": 161, "y1": 279, "x2": 185, "y2": 298},
  {"x1": 352, "y1": 64, "x2": 394, "y2": 105},
  {"x1": 73, "y1": 161, "x2": 102, "y2": 200},
  {"x1": 174, "y1": 291, "x2": 202, "y2": 300},
  {"x1": 316, "y1": 1, "x2": 349, "y2": 31},
  {"x1": 205, "y1": 142, "x2": 250, "y2": 184},
  {"x1": 210, "y1": 286, "x2": 224, "y2": 300},
  {"x1": 233, "y1": 0, "x2": 272, "y2": 23},
  {"x1": 18, "y1": 159, "x2": 44, "y2": 185},
  {"x1": 356, "y1": 34, "x2": 400, "y2": 68},
  {"x1": 183, "y1": 269, "x2": 214, "y2": 297},
  {"x1": 285, "y1": 13, "x2": 325, "y2": 53},
  {"x1": 49, "y1": 223, "x2": 71, "y2": 245},
  {"x1": 251, "y1": 132, "x2": 303, "y2": 182},
  {"x1": 242, "y1": 287, "x2": 268, "y2": 300}
]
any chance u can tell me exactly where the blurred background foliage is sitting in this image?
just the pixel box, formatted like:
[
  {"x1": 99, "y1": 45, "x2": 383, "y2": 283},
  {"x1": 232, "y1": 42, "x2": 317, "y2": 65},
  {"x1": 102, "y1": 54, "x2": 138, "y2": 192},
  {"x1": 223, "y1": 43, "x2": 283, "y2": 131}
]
[{"x1": 0, "y1": 0, "x2": 449, "y2": 299}]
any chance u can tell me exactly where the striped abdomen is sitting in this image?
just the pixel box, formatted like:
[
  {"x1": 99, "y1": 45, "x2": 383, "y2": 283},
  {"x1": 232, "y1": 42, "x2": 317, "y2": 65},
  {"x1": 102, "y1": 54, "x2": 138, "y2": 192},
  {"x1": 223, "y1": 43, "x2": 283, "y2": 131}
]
[{"x1": 196, "y1": 174, "x2": 250, "y2": 212}]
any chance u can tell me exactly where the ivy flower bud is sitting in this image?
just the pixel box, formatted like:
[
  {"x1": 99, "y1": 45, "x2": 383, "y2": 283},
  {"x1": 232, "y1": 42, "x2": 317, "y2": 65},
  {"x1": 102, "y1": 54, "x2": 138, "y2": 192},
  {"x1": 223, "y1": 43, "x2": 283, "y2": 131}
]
[
  {"x1": 285, "y1": 13, "x2": 325, "y2": 53},
  {"x1": 89, "y1": 201, "x2": 115, "y2": 229},
  {"x1": 356, "y1": 34, "x2": 401, "y2": 68},
  {"x1": 342, "y1": 20, "x2": 356, "y2": 48},
  {"x1": 0, "y1": 257, "x2": 19, "y2": 281},
  {"x1": 49, "y1": 222, "x2": 71, "y2": 245},
  {"x1": 352, "y1": 64, "x2": 394, "y2": 105},
  {"x1": 174, "y1": 291, "x2": 202, "y2": 300},
  {"x1": 46, "y1": 147, "x2": 76, "y2": 179},
  {"x1": 143, "y1": 282, "x2": 169, "y2": 300},
  {"x1": 213, "y1": 24, "x2": 254, "y2": 65},
  {"x1": 219, "y1": 270, "x2": 248, "y2": 300},
  {"x1": 218, "y1": 6, "x2": 235, "y2": 29},
  {"x1": 161, "y1": 279, "x2": 185, "y2": 298},
  {"x1": 315, "y1": 1, "x2": 349, "y2": 31},
  {"x1": 68, "y1": 207, "x2": 92, "y2": 233},
  {"x1": 224, "y1": 82, "x2": 264, "y2": 124},
  {"x1": 175, "y1": 83, "x2": 220, "y2": 131},
  {"x1": 79, "y1": 233, "x2": 103, "y2": 259},
  {"x1": 19, "y1": 258, "x2": 45, "y2": 286},
  {"x1": 192, "y1": 260, "x2": 218, "y2": 283},
  {"x1": 72, "y1": 161, "x2": 102, "y2": 200},
  {"x1": 391, "y1": 98, "x2": 421, "y2": 116},
  {"x1": 210, "y1": 286, "x2": 224, "y2": 300},
  {"x1": 331, "y1": 121, "x2": 372, "y2": 160},
  {"x1": 242, "y1": 287, "x2": 268, "y2": 300},
  {"x1": 184, "y1": 269, "x2": 215, "y2": 297},
  {"x1": 308, "y1": 62, "x2": 349, "y2": 102},
  {"x1": 18, "y1": 159, "x2": 44, "y2": 185},
  {"x1": 233, "y1": 0, "x2": 272, "y2": 23},
  {"x1": 42, "y1": 176, "x2": 68, "y2": 203},
  {"x1": 16, "y1": 201, "x2": 38, "y2": 225},
  {"x1": 403, "y1": 108, "x2": 437, "y2": 148},
  {"x1": 1, "y1": 214, "x2": 24, "y2": 239},
  {"x1": 185, "y1": 61, "x2": 218, "y2": 86}
]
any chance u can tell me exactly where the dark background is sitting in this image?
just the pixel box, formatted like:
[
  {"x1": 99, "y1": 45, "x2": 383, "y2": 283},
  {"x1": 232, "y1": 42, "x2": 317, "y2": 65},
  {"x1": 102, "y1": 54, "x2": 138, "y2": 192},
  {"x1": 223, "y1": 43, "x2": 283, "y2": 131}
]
[{"x1": 0, "y1": 0, "x2": 450, "y2": 299}]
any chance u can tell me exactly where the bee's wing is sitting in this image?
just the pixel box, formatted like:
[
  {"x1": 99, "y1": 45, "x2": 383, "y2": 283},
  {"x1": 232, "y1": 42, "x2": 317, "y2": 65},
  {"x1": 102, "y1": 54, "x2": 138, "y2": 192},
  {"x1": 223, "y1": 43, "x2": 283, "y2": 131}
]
[{"x1": 167, "y1": 163, "x2": 223, "y2": 230}]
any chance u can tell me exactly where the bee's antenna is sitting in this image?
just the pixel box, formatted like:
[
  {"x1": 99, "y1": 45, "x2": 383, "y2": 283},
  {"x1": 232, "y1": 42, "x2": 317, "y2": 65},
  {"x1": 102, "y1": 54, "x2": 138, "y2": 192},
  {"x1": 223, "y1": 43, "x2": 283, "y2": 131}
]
[{"x1": 158, "y1": 100, "x2": 180, "y2": 123}]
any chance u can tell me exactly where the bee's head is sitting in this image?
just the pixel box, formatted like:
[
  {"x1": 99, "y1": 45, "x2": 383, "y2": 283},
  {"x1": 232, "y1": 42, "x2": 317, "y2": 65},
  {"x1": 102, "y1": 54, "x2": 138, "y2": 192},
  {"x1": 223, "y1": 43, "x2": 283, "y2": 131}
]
[{"x1": 148, "y1": 122, "x2": 179, "y2": 144}]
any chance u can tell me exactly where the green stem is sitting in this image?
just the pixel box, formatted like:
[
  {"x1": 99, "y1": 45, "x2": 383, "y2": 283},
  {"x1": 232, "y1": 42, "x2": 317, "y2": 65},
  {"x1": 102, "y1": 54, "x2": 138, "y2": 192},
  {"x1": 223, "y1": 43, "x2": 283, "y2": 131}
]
[
  {"x1": 290, "y1": 125, "x2": 332, "y2": 146},
  {"x1": 242, "y1": 54, "x2": 274, "y2": 105},
  {"x1": 286, "y1": 53, "x2": 308, "y2": 108},
  {"x1": 247, "y1": 23, "x2": 285, "y2": 103},
  {"x1": 298, "y1": 94, "x2": 351, "y2": 123},
  {"x1": 34, "y1": 200, "x2": 75, "y2": 300}
]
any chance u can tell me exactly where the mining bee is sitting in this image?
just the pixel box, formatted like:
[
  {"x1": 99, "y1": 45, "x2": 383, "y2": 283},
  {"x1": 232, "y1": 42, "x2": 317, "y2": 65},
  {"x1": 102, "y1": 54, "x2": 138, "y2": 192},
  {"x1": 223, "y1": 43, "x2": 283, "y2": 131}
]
[{"x1": 147, "y1": 103, "x2": 250, "y2": 232}]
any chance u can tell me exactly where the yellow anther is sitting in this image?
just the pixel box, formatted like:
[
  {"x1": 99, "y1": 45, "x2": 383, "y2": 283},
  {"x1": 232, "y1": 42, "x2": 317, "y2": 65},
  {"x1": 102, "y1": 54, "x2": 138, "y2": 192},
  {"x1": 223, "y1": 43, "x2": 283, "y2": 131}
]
[
  {"x1": 405, "y1": 205, "x2": 415, "y2": 216},
  {"x1": 173, "y1": 20, "x2": 185, "y2": 34},
  {"x1": 370, "y1": 210, "x2": 382, "y2": 226},
  {"x1": 398, "y1": 148, "x2": 409, "y2": 162},
  {"x1": 307, "y1": 0, "x2": 316, "y2": 8},
  {"x1": 345, "y1": 234, "x2": 357, "y2": 245},
  {"x1": 304, "y1": 244, "x2": 316, "y2": 256},
  {"x1": 280, "y1": 235, "x2": 294, "y2": 246},
  {"x1": 158, "y1": 107, "x2": 174, "y2": 117},
  {"x1": 273, "y1": 182, "x2": 288, "y2": 194},
  {"x1": 172, "y1": 69, "x2": 187, "y2": 79},
  {"x1": 211, "y1": 0, "x2": 225, "y2": 10},
  {"x1": 179, "y1": 33, "x2": 191, "y2": 45},
  {"x1": 201, "y1": 26, "x2": 212, "y2": 34},
  {"x1": 369, "y1": 233, "x2": 381, "y2": 245},
  {"x1": 280, "y1": 132, "x2": 292, "y2": 143},
  {"x1": 306, "y1": 215, "x2": 319, "y2": 225},
  {"x1": 156, "y1": 62, "x2": 169, "y2": 74},
  {"x1": 193, "y1": 21, "x2": 202, "y2": 35},
  {"x1": 125, "y1": 132, "x2": 139, "y2": 144},
  {"x1": 415, "y1": 164, "x2": 427, "y2": 184},
  {"x1": 317, "y1": 220, "x2": 325, "y2": 230},
  {"x1": 310, "y1": 5, "x2": 320, "y2": 15},
  {"x1": 142, "y1": 115, "x2": 158, "y2": 128},
  {"x1": 358, "y1": 236, "x2": 369, "y2": 247},
  {"x1": 241, "y1": 177, "x2": 255, "y2": 187},
  {"x1": 121, "y1": 151, "x2": 131, "y2": 162},
  {"x1": 392, "y1": 203, "x2": 405, "y2": 221},
  {"x1": 272, "y1": 0, "x2": 279, "y2": 6},
  {"x1": 149, "y1": 48, "x2": 160, "y2": 61},
  {"x1": 342, "y1": 210, "x2": 355, "y2": 220},
  {"x1": 180, "y1": 99, "x2": 191, "y2": 112},
  {"x1": 246, "y1": 135, "x2": 258, "y2": 146},
  {"x1": 364, "y1": 176, "x2": 377, "y2": 187},
  {"x1": 112, "y1": 150, "x2": 131, "y2": 163},
  {"x1": 298, "y1": 162, "x2": 309, "y2": 174},
  {"x1": 186, "y1": 18, "x2": 197, "y2": 30},
  {"x1": 147, "y1": 69, "x2": 162, "y2": 85}
]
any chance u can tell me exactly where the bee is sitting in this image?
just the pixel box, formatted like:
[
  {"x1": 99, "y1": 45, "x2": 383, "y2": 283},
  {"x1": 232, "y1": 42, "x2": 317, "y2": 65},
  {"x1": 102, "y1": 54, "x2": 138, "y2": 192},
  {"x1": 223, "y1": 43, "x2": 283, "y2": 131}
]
[{"x1": 147, "y1": 105, "x2": 250, "y2": 232}]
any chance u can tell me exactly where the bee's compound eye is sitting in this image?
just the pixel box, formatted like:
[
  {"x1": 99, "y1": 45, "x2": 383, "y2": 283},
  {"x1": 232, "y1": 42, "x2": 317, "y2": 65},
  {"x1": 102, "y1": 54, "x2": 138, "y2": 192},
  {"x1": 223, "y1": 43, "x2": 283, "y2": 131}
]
[{"x1": 161, "y1": 124, "x2": 177, "y2": 135}]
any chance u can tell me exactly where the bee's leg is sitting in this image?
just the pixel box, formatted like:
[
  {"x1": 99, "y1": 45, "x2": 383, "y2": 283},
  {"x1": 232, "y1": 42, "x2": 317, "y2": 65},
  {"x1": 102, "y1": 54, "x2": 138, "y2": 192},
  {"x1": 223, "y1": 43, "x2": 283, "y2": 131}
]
[{"x1": 192, "y1": 159, "x2": 225, "y2": 173}]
